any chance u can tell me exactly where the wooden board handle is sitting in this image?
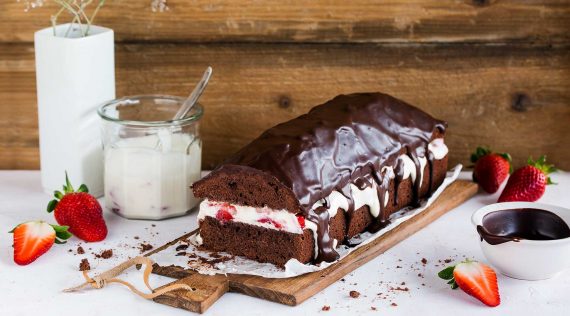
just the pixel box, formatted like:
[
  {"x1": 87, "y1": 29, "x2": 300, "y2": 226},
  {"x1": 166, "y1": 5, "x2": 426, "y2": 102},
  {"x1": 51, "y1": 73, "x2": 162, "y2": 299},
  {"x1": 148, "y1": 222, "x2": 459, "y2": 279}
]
[{"x1": 153, "y1": 273, "x2": 228, "y2": 314}]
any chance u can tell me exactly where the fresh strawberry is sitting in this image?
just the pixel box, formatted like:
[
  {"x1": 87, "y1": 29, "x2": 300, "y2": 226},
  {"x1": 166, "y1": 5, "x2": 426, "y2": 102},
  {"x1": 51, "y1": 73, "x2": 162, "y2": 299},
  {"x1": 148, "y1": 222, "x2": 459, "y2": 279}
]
[
  {"x1": 498, "y1": 156, "x2": 556, "y2": 202},
  {"x1": 47, "y1": 173, "x2": 107, "y2": 242},
  {"x1": 10, "y1": 221, "x2": 71, "y2": 265},
  {"x1": 297, "y1": 215, "x2": 306, "y2": 229},
  {"x1": 471, "y1": 147, "x2": 512, "y2": 194},
  {"x1": 439, "y1": 260, "x2": 500, "y2": 307}
]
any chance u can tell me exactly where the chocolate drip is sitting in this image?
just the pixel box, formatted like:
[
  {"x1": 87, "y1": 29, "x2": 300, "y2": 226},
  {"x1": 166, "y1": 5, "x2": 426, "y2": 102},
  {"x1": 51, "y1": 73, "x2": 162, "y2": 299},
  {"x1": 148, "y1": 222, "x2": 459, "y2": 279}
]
[
  {"x1": 427, "y1": 151, "x2": 435, "y2": 195},
  {"x1": 393, "y1": 157, "x2": 406, "y2": 206},
  {"x1": 307, "y1": 206, "x2": 340, "y2": 262}
]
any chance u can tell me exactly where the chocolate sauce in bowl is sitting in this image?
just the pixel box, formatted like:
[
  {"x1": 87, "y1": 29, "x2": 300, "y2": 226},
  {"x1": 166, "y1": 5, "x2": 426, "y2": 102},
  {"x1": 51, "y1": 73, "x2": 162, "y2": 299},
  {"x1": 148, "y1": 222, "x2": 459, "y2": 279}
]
[{"x1": 477, "y1": 208, "x2": 570, "y2": 245}]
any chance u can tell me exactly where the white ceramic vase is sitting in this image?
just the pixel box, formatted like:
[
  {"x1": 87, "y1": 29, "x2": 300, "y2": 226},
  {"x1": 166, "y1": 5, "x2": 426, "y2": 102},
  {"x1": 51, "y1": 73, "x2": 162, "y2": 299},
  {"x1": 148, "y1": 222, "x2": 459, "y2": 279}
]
[{"x1": 35, "y1": 23, "x2": 115, "y2": 197}]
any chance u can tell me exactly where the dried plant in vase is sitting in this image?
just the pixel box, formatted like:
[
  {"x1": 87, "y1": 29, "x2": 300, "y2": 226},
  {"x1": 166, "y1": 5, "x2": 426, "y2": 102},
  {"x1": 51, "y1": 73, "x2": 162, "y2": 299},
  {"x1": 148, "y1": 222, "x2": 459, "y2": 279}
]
[{"x1": 18, "y1": 0, "x2": 105, "y2": 37}]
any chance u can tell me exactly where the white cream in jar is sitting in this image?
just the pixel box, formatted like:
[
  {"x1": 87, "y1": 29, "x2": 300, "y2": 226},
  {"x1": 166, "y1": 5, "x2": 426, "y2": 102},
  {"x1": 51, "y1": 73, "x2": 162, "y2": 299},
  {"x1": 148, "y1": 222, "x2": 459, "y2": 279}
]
[{"x1": 98, "y1": 95, "x2": 203, "y2": 220}]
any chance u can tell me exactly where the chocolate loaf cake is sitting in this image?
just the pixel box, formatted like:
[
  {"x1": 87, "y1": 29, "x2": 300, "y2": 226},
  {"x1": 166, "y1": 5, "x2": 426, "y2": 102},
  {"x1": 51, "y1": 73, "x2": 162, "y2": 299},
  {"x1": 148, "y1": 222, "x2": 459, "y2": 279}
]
[{"x1": 192, "y1": 93, "x2": 449, "y2": 266}]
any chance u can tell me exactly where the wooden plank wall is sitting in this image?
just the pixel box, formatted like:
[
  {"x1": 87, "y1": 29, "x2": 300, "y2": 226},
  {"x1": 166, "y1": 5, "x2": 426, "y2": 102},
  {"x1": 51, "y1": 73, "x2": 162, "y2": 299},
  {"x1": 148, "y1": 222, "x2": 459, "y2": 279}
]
[{"x1": 1, "y1": 0, "x2": 569, "y2": 170}]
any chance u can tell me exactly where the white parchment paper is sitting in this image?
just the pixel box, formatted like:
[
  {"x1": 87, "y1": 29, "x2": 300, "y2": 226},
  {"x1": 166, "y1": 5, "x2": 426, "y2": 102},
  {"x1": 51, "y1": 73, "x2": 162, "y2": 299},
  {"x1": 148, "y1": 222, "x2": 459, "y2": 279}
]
[{"x1": 150, "y1": 165, "x2": 463, "y2": 278}]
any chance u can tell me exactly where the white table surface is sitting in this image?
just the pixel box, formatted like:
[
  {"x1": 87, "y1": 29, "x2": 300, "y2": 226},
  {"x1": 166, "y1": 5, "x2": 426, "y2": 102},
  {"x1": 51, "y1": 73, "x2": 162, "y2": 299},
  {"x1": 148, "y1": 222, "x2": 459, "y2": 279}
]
[{"x1": 0, "y1": 170, "x2": 569, "y2": 316}]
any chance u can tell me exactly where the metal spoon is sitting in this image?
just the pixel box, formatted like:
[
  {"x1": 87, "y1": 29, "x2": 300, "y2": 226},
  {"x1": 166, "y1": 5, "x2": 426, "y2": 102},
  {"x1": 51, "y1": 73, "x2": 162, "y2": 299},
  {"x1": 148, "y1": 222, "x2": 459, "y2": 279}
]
[{"x1": 173, "y1": 66, "x2": 212, "y2": 120}]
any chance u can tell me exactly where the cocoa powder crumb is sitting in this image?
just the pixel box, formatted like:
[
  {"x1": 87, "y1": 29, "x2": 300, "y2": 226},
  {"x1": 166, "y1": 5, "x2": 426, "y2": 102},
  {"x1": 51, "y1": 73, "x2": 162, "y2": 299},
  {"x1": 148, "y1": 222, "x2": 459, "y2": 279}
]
[
  {"x1": 349, "y1": 290, "x2": 360, "y2": 298},
  {"x1": 444, "y1": 259, "x2": 452, "y2": 263},
  {"x1": 77, "y1": 246, "x2": 85, "y2": 254},
  {"x1": 371, "y1": 306, "x2": 377, "y2": 311},
  {"x1": 79, "y1": 258, "x2": 90, "y2": 271},
  {"x1": 134, "y1": 236, "x2": 140, "y2": 240},
  {"x1": 391, "y1": 302, "x2": 398, "y2": 307},
  {"x1": 421, "y1": 258, "x2": 427, "y2": 264},
  {"x1": 322, "y1": 305, "x2": 330, "y2": 311}
]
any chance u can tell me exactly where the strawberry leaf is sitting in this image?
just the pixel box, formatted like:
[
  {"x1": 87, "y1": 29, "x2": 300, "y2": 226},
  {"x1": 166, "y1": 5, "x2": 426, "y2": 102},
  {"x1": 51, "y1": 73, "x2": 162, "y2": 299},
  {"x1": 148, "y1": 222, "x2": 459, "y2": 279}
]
[
  {"x1": 54, "y1": 238, "x2": 68, "y2": 245},
  {"x1": 51, "y1": 224, "x2": 72, "y2": 242},
  {"x1": 438, "y1": 265, "x2": 455, "y2": 280},
  {"x1": 51, "y1": 224, "x2": 69, "y2": 233},
  {"x1": 54, "y1": 190, "x2": 63, "y2": 199},
  {"x1": 448, "y1": 280, "x2": 459, "y2": 289},
  {"x1": 64, "y1": 171, "x2": 74, "y2": 193},
  {"x1": 78, "y1": 184, "x2": 89, "y2": 193},
  {"x1": 47, "y1": 199, "x2": 58, "y2": 213},
  {"x1": 470, "y1": 147, "x2": 492, "y2": 163}
]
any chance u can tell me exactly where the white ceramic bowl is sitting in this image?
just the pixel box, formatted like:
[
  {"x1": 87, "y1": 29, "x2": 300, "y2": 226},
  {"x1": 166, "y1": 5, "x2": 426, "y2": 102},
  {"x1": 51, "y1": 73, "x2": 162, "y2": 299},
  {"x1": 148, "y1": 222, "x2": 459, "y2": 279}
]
[{"x1": 472, "y1": 202, "x2": 570, "y2": 280}]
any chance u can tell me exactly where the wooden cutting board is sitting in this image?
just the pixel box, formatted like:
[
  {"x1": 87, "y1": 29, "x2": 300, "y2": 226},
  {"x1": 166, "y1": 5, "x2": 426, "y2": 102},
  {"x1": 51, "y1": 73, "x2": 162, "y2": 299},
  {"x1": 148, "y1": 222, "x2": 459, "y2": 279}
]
[{"x1": 145, "y1": 180, "x2": 477, "y2": 313}]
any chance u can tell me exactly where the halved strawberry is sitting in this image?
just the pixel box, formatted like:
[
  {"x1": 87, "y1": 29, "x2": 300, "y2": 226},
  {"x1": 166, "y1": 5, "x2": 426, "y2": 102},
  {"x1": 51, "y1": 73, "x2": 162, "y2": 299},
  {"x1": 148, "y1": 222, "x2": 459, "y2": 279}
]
[
  {"x1": 439, "y1": 260, "x2": 500, "y2": 307},
  {"x1": 10, "y1": 221, "x2": 71, "y2": 265}
]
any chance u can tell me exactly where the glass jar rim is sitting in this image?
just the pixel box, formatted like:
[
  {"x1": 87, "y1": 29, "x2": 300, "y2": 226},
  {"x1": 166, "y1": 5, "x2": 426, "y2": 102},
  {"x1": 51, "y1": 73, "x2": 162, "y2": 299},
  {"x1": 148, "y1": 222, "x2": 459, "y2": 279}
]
[{"x1": 97, "y1": 94, "x2": 204, "y2": 127}]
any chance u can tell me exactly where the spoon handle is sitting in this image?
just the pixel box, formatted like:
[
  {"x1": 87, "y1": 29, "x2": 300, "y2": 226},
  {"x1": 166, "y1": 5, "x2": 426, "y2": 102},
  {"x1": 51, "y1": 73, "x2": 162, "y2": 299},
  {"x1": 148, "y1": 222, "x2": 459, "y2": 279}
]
[{"x1": 173, "y1": 66, "x2": 212, "y2": 120}]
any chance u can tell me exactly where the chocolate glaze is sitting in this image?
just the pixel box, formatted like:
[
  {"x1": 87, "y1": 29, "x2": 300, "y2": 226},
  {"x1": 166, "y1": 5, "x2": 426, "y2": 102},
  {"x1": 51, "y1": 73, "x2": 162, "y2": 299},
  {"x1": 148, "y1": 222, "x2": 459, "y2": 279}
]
[
  {"x1": 477, "y1": 208, "x2": 570, "y2": 245},
  {"x1": 308, "y1": 206, "x2": 340, "y2": 262},
  {"x1": 207, "y1": 93, "x2": 446, "y2": 263}
]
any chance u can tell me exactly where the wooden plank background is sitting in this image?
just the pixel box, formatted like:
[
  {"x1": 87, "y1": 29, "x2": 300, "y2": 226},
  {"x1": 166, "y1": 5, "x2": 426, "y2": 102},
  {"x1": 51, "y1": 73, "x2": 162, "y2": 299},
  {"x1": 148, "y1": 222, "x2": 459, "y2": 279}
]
[{"x1": 1, "y1": 1, "x2": 569, "y2": 170}]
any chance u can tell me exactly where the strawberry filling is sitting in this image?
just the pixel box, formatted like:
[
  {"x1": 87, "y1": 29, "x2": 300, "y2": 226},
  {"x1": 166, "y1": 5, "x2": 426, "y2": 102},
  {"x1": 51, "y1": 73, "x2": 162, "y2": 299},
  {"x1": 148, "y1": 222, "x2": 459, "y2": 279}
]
[
  {"x1": 297, "y1": 215, "x2": 305, "y2": 229},
  {"x1": 216, "y1": 209, "x2": 233, "y2": 222},
  {"x1": 258, "y1": 218, "x2": 283, "y2": 229},
  {"x1": 215, "y1": 203, "x2": 237, "y2": 222}
]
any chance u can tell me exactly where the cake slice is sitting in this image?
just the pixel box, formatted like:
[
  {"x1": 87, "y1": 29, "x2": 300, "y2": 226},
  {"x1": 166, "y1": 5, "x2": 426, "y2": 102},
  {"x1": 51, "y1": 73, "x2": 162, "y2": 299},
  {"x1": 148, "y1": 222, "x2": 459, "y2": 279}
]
[{"x1": 192, "y1": 92, "x2": 448, "y2": 266}]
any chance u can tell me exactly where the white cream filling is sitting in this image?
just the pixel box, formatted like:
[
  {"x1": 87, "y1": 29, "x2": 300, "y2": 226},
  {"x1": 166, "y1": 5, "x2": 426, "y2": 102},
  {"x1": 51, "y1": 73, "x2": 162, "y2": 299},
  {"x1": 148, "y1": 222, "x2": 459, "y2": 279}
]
[
  {"x1": 428, "y1": 138, "x2": 448, "y2": 160},
  {"x1": 198, "y1": 199, "x2": 303, "y2": 234},
  {"x1": 398, "y1": 154, "x2": 416, "y2": 181},
  {"x1": 418, "y1": 155, "x2": 428, "y2": 187},
  {"x1": 350, "y1": 182, "x2": 380, "y2": 218}
]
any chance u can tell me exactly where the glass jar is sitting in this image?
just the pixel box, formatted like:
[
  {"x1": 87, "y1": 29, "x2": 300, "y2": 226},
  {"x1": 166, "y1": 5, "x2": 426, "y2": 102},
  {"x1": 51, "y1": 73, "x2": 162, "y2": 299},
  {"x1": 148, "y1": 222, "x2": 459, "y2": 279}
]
[{"x1": 98, "y1": 95, "x2": 203, "y2": 220}]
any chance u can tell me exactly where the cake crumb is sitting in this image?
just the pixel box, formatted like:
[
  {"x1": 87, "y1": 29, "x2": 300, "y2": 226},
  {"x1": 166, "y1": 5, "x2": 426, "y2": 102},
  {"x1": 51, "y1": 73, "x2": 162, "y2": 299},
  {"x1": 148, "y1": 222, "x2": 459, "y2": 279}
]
[
  {"x1": 444, "y1": 259, "x2": 452, "y2": 263},
  {"x1": 391, "y1": 302, "x2": 398, "y2": 307},
  {"x1": 96, "y1": 249, "x2": 113, "y2": 259},
  {"x1": 349, "y1": 290, "x2": 360, "y2": 298},
  {"x1": 322, "y1": 305, "x2": 330, "y2": 311},
  {"x1": 77, "y1": 246, "x2": 85, "y2": 254},
  {"x1": 421, "y1": 258, "x2": 427, "y2": 264},
  {"x1": 371, "y1": 306, "x2": 377, "y2": 311},
  {"x1": 79, "y1": 258, "x2": 90, "y2": 271},
  {"x1": 140, "y1": 243, "x2": 153, "y2": 253},
  {"x1": 134, "y1": 236, "x2": 140, "y2": 240}
]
